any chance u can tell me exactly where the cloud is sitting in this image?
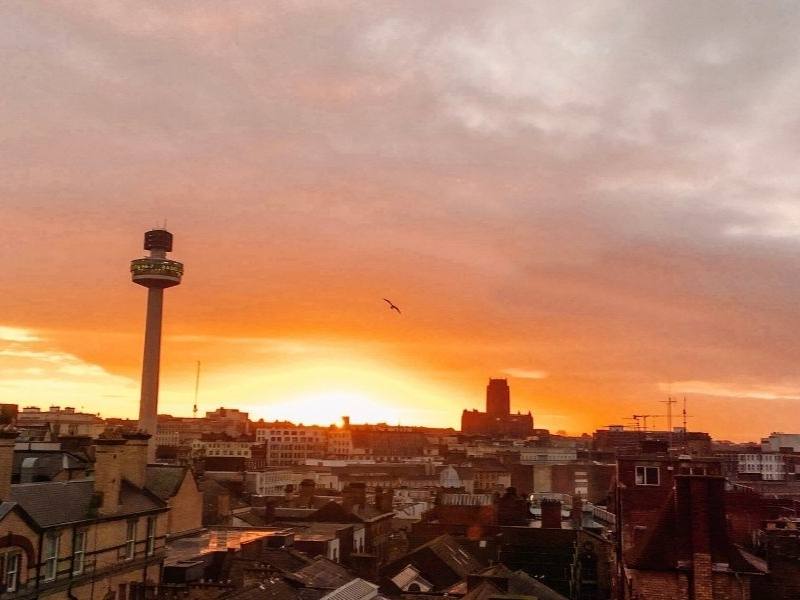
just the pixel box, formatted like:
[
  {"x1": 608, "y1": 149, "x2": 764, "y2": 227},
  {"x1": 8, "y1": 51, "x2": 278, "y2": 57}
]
[
  {"x1": 503, "y1": 368, "x2": 548, "y2": 380},
  {"x1": 2, "y1": 3, "x2": 800, "y2": 437},
  {"x1": 0, "y1": 325, "x2": 137, "y2": 413},
  {"x1": 659, "y1": 381, "x2": 800, "y2": 401},
  {"x1": 0, "y1": 327, "x2": 40, "y2": 343}
]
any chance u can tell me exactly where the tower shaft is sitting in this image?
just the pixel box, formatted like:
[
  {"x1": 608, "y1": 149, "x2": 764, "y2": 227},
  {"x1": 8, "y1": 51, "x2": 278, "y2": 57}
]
[{"x1": 138, "y1": 287, "x2": 164, "y2": 456}]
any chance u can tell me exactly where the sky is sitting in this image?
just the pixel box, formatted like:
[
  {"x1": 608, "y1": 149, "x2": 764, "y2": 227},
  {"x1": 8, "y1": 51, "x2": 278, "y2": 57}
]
[{"x1": 2, "y1": 2, "x2": 800, "y2": 440}]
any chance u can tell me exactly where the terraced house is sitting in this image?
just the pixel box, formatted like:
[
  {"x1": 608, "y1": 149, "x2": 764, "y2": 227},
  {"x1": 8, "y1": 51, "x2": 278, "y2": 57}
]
[{"x1": 0, "y1": 431, "x2": 170, "y2": 600}]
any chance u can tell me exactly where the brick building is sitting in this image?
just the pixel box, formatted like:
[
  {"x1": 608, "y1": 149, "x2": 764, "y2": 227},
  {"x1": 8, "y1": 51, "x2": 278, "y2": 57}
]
[
  {"x1": 460, "y1": 379, "x2": 533, "y2": 438},
  {"x1": 0, "y1": 431, "x2": 171, "y2": 600}
]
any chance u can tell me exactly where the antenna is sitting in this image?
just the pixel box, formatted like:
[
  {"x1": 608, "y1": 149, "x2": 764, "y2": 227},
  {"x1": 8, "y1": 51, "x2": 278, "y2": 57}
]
[
  {"x1": 661, "y1": 397, "x2": 677, "y2": 446},
  {"x1": 193, "y1": 361, "x2": 201, "y2": 419}
]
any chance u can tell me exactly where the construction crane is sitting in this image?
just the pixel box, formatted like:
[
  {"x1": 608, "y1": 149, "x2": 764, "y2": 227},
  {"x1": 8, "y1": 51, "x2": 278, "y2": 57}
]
[{"x1": 625, "y1": 414, "x2": 668, "y2": 432}]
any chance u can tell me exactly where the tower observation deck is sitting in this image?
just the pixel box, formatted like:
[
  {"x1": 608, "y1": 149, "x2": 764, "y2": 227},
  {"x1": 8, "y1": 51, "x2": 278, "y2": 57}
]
[{"x1": 131, "y1": 228, "x2": 183, "y2": 460}]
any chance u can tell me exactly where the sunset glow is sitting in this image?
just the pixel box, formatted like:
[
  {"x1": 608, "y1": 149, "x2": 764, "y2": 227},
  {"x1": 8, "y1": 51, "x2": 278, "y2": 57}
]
[{"x1": 2, "y1": 2, "x2": 800, "y2": 441}]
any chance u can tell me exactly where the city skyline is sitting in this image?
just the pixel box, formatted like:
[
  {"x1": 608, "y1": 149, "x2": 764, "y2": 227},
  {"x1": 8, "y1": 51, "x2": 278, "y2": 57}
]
[{"x1": 5, "y1": 3, "x2": 800, "y2": 440}]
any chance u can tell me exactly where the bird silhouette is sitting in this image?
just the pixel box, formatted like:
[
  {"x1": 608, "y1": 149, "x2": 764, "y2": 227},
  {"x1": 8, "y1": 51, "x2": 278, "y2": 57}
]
[{"x1": 383, "y1": 298, "x2": 401, "y2": 314}]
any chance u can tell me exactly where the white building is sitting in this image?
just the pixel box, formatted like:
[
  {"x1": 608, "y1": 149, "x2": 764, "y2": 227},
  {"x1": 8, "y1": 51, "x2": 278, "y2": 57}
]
[
  {"x1": 738, "y1": 453, "x2": 786, "y2": 480},
  {"x1": 762, "y1": 433, "x2": 800, "y2": 453},
  {"x1": 245, "y1": 469, "x2": 294, "y2": 495},
  {"x1": 17, "y1": 406, "x2": 105, "y2": 438}
]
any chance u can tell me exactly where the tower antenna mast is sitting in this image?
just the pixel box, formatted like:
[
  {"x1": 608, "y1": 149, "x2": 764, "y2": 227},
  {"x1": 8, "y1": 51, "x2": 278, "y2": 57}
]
[
  {"x1": 661, "y1": 396, "x2": 677, "y2": 447},
  {"x1": 193, "y1": 361, "x2": 201, "y2": 419}
]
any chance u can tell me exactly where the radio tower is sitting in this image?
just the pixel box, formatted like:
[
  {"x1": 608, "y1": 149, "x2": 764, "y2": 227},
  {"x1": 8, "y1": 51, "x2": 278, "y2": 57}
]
[{"x1": 131, "y1": 229, "x2": 183, "y2": 461}]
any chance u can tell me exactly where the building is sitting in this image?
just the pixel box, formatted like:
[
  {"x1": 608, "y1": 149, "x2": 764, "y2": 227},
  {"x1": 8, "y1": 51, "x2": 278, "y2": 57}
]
[
  {"x1": 0, "y1": 431, "x2": 169, "y2": 600},
  {"x1": 623, "y1": 475, "x2": 765, "y2": 599},
  {"x1": 204, "y1": 408, "x2": 250, "y2": 437},
  {"x1": 738, "y1": 452, "x2": 789, "y2": 481},
  {"x1": 16, "y1": 406, "x2": 105, "y2": 439},
  {"x1": 258, "y1": 423, "x2": 328, "y2": 466},
  {"x1": 461, "y1": 379, "x2": 533, "y2": 438},
  {"x1": 762, "y1": 433, "x2": 800, "y2": 453},
  {"x1": 593, "y1": 425, "x2": 712, "y2": 456}
]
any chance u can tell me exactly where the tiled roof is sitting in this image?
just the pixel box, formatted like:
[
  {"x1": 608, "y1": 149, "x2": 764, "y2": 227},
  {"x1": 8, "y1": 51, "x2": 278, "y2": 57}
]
[
  {"x1": 462, "y1": 565, "x2": 568, "y2": 600},
  {"x1": 293, "y1": 557, "x2": 355, "y2": 589},
  {"x1": 318, "y1": 579, "x2": 377, "y2": 600},
  {"x1": 419, "y1": 535, "x2": 482, "y2": 579},
  {"x1": 219, "y1": 578, "x2": 302, "y2": 600},
  {"x1": 14, "y1": 451, "x2": 88, "y2": 481},
  {"x1": 146, "y1": 465, "x2": 190, "y2": 500},
  {"x1": 11, "y1": 479, "x2": 164, "y2": 527},
  {"x1": 261, "y1": 548, "x2": 314, "y2": 572}
]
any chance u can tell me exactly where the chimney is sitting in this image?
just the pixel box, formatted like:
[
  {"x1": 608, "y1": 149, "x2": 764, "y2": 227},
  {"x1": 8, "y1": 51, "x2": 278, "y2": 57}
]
[
  {"x1": 120, "y1": 432, "x2": 150, "y2": 489},
  {"x1": 571, "y1": 495, "x2": 583, "y2": 529},
  {"x1": 375, "y1": 487, "x2": 394, "y2": 514},
  {"x1": 0, "y1": 429, "x2": 18, "y2": 500},
  {"x1": 343, "y1": 482, "x2": 366, "y2": 510},
  {"x1": 251, "y1": 496, "x2": 276, "y2": 523},
  {"x1": 540, "y1": 498, "x2": 562, "y2": 529},
  {"x1": 94, "y1": 438, "x2": 125, "y2": 515},
  {"x1": 342, "y1": 416, "x2": 350, "y2": 429},
  {"x1": 298, "y1": 479, "x2": 316, "y2": 507},
  {"x1": 675, "y1": 475, "x2": 728, "y2": 600}
]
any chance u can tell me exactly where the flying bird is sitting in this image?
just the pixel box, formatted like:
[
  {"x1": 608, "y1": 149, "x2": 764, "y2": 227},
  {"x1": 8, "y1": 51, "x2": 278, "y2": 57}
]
[{"x1": 383, "y1": 298, "x2": 401, "y2": 314}]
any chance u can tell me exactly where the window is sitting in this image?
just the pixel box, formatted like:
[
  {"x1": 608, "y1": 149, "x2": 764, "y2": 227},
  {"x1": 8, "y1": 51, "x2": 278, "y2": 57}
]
[
  {"x1": 44, "y1": 533, "x2": 60, "y2": 581},
  {"x1": 124, "y1": 521, "x2": 137, "y2": 560},
  {"x1": 635, "y1": 466, "x2": 660, "y2": 486},
  {"x1": 146, "y1": 517, "x2": 156, "y2": 556},
  {"x1": 5, "y1": 552, "x2": 20, "y2": 592},
  {"x1": 73, "y1": 530, "x2": 87, "y2": 575}
]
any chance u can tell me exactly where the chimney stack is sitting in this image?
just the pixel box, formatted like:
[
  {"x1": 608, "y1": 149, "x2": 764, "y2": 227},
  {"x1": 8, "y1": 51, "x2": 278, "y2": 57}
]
[
  {"x1": 94, "y1": 438, "x2": 125, "y2": 515},
  {"x1": 120, "y1": 432, "x2": 150, "y2": 489},
  {"x1": 343, "y1": 482, "x2": 366, "y2": 511},
  {"x1": 375, "y1": 487, "x2": 394, "y2": 514},
  {"x1": 298, "y1": 479, "x2": 316, "y2": 507},
  {"x1": 675, "y1": 475, "x2": 728, "y2": 600},
  {"x1": 540, "y1": 498, "x2": 562, "y2": 529},
  {"x1": 0, "y1": 430, "x2": 18, "y2": 500},
  {"x1": 570, "y1": 495, "x2": 583, "y2": 529}
]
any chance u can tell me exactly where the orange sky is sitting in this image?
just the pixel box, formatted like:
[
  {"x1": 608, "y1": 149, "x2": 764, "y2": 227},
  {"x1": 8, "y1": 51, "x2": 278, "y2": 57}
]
[{"x1": 2, "y1": 3, "x2": 800, "y2": 441}]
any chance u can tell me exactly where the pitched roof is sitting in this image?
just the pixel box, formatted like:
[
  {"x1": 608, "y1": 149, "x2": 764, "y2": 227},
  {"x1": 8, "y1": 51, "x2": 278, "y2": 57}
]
[
  {"x1": 318, "y1": 579, "x2": 378, "y2": 600},
  {"x1": 459, "y1": 565, "x2": 568, "y2": 600},
  {"x1": 260, "y1": 548, "x2": 314, "y2": 572},
  {"x1": 292, "y1": 557, "x2": 356, "y2": 588},
  {"x1": 14, "y1": 451, "x2": 88, "y2": 481},
  {"x1": 415, "y1": 535, "x2": 482, "y2": 579},
  {"x1": 146, "y1": 465, "x2": 190, "y2": 500},
  {"x1": 10, "y1": 479, "x2": 164, "y2": 527},
  {"x1": 219, "y1": 578, "x2": 303, "y2": 600}
]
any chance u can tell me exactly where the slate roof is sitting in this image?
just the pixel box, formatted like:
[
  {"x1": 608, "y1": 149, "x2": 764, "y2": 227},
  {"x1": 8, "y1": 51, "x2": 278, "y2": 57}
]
[
  {"x1": 382, "y1": 534, "x2": 482, "y2": 591},
  {"x1": 259, "y1": 548, "x2": 314, "y2": 572},
  {"x1": 292, "y1": 557, "x2": 356, "y2": 589},
  {"x1": 457, "y1": 565, "x2": 568, "y2": 600},
  {"x1": 318, "y1": 579, "x2": 377, "y2": 600},
  {"x1": 145, "y1": 465, "x2": 190, "y2": 500},
  {"x1": 219, "y1": 578, "x2": 303, "y2": 600},
  {"x1": 10, "y1": 478, "x2": 164, "y2": 527},
  {"x1": 13, "y1": 451, "x2": 88, "y2": 481}
]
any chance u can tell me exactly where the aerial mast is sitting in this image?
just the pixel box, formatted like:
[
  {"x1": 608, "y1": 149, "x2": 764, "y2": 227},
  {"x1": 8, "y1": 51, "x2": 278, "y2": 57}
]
[{"x1": 193, "y1": 361, "x2": 201, "y2": 419}]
